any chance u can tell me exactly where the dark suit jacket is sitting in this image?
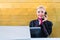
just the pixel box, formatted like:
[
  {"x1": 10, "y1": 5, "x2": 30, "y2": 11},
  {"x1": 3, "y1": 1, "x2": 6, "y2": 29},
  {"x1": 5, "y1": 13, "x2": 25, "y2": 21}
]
[{"x1": 29, "y1": 19, "x2": 53, "y2": 38}]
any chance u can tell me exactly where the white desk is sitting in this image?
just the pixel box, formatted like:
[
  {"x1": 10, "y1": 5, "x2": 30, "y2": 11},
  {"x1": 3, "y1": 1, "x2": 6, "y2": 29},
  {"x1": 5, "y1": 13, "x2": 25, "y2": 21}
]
[
  {"x1": 0, "y1": 26, "x2": 30, "y2": 40},
  {"x1": 31, "y1": 38, "x2": 60, "y2": 40},
  {"x1": 0, "y1": 26, "x2": 60, "y2": 40}
]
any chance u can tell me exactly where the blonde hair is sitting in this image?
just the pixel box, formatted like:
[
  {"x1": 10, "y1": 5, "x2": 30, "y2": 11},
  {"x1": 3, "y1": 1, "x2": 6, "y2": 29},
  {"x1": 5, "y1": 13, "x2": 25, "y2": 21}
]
[{"x1": 37, "y1": 5, "x2": 46, "y2": 12}]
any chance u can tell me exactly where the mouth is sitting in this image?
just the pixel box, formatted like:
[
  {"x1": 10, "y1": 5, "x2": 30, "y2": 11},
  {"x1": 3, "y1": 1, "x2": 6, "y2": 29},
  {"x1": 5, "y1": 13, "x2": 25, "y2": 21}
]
[{"x1": 38, "y1": 15, "x2": 43, "y2": 17}]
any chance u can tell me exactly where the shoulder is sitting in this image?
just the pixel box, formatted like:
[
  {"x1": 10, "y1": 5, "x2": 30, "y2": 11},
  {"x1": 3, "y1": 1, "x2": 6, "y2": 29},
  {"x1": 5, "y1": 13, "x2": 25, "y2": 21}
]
[
  {"x1": 29, "y1": 19, "x2": 37, "y2": 27},
  {"x1": 30, "y1": 19, "x2": 37, "y2": 23},
  {"x1": 44, "y1": 20, "x2": 53, "y2": 26},
  {"x1": 46, "y1": 20, "x2": 52, "y2": 23}
]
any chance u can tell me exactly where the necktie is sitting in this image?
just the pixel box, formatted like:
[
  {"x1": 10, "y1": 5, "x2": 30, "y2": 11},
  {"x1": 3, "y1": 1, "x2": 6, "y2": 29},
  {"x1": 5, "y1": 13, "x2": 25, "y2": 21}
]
[{"x1": 38, "y1": 18, "x2": 43, "y2": 25}]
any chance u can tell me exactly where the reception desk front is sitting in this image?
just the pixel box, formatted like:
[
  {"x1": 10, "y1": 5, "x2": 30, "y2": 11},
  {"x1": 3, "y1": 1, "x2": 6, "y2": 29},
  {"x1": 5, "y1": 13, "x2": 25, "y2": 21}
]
[{"x1": 0, "y1": 26, "x2": 30, "y2": 40}]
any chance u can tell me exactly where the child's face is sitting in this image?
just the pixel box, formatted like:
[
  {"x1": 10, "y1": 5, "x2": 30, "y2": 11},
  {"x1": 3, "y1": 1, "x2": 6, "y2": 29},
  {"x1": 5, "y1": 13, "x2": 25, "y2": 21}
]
[{"x1": 37, "y1": 8, "x2": 45, "y2": 18}]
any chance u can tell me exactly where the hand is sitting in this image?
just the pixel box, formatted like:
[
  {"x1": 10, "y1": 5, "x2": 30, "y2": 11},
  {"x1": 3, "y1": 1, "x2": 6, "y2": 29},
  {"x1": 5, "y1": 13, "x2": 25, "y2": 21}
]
[
  {"x1": 38, "y1": 15, "x2": 48, "y2": 25},
  {"x1": 42, "y1": 15, "x2": 48, "y2": 22}
]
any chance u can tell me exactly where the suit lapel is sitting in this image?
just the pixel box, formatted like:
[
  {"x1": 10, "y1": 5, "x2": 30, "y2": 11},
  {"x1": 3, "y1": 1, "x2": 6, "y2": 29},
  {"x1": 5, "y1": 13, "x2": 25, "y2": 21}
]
[{"x1": 35, "y1": 19, "x2": 39, "y2": 27}]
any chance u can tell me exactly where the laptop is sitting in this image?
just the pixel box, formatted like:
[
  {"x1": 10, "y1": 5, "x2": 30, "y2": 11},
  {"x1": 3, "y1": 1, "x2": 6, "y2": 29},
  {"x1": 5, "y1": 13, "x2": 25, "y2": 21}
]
[{"x1": 30, "y1": 27, "x2": 41, "y2": 38}]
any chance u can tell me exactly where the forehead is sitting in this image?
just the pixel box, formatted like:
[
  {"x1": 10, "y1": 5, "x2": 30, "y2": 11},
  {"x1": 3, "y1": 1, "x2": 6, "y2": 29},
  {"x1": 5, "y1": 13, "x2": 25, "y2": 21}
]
[{"x1": 37, "y1": 8, "x2": 45, "y2": 12}]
